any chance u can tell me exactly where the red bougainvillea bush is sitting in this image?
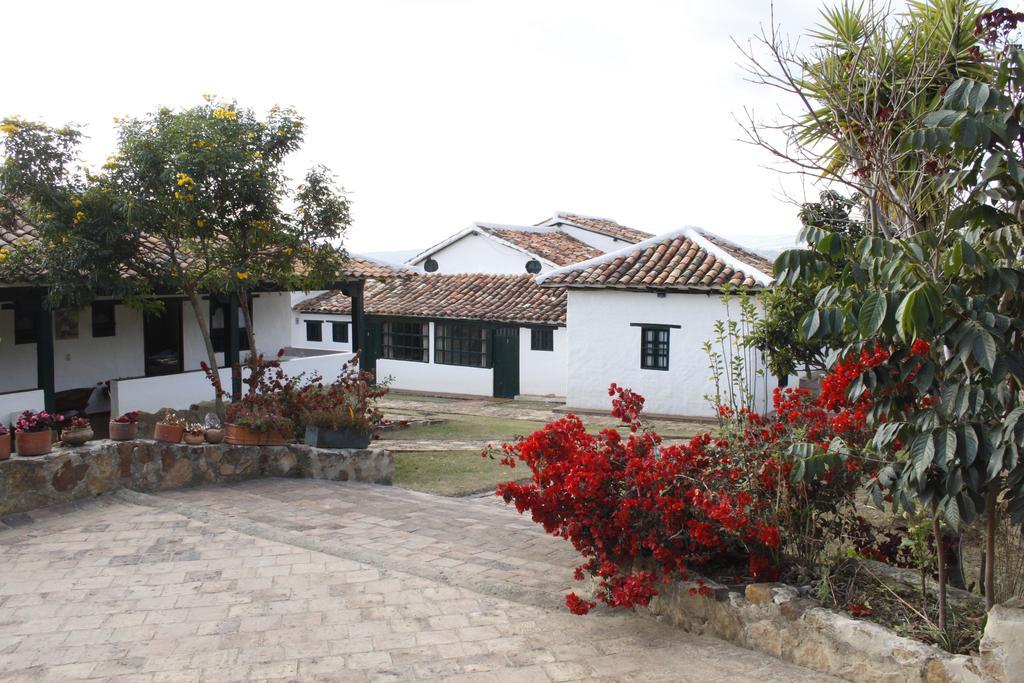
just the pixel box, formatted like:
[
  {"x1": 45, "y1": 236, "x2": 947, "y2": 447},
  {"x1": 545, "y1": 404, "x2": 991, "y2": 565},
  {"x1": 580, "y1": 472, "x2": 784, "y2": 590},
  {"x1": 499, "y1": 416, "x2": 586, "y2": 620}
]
[{"x1": 493, "y1": 348, "x2": 915, "y2": 615}]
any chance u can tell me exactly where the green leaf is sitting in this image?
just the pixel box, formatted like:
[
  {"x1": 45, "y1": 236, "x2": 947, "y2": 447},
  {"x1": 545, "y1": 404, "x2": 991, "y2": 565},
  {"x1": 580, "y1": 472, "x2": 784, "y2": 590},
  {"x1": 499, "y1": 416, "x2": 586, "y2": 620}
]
[
  {"x1": 800, "y1": 309, "x2": 821, "y2": 340},
  {"x1": 858, "y1": 293, "x2": 887, "y2": 337},
  {"x1": 934, "y1": 428, "x2": 957, "y2": 468},
  {"x1": 911, "y1": 432, "x2": 936, "y2": 478},
  {"x1": 971, "y1": 325, "x2": 997, "y2": 372}
]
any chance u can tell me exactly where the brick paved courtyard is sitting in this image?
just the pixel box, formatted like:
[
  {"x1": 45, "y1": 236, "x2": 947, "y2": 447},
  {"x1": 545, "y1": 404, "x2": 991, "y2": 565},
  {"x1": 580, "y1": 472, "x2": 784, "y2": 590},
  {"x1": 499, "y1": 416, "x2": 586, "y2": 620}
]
[{"x1": 0, "y1": 480, "x2": 839, "y2": 681}]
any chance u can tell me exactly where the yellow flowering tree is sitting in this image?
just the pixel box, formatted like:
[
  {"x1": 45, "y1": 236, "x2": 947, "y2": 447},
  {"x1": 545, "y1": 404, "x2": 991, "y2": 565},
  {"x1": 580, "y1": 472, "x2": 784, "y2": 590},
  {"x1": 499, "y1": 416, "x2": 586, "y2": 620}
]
[{"x1": 1, "y1": 99, "x2": 352, "y2": 414}]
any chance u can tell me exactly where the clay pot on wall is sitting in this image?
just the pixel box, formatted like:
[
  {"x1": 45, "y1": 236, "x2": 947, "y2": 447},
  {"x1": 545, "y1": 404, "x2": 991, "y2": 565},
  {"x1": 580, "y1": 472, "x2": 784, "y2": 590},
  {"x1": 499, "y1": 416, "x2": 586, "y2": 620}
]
[
  {"x1": 183, "y1": 432, "x2": 205, "y2": 446},
  {"x1": 153, "y1": 422, "x2": 184, "y2": 444},
  {"x1": 224, "y1": 423, "x2": 288, "y2": 446},
  {"x1": 109, "y1": 421, "x2": 138, "y2": 441},
  {"x1": 0, "y1": 433, "x2": 10, "y2": 460},
  {"x1": 204, "y1": 428, "x2": 224, "y2": 444},
  {"x1": 15, "y1": 430, "x2": 54, "y2": 457},
  {"x1": 61, "y1": 427, "x2": 94, "y2": 447}
]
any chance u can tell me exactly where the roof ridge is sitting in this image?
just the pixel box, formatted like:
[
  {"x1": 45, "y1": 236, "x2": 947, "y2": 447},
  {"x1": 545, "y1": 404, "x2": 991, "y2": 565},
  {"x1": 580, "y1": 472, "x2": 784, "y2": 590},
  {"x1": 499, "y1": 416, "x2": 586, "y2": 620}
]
[
  {"x1": 535, "y1": 227, "x2": 693, "y2": 285},
  {"x1": 684, "y1": 228, "x2": 772, "y2": 285}
]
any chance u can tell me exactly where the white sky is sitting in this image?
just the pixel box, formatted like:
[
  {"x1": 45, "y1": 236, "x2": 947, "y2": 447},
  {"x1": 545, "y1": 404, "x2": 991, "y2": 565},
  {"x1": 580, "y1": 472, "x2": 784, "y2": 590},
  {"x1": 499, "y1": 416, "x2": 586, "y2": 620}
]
[{"x1": 5, "y1": 1, "x2": 912, "y2": 254}]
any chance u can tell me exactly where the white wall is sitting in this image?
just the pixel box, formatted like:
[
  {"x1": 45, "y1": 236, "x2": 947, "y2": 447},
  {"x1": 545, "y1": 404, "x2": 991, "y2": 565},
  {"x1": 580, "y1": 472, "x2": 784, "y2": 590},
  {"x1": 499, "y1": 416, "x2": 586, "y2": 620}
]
[
  {"x1": 557, "y1": 225, "x2": 633, "y2": 253},
  {"x1": 372, "y1": 321, "x2": 494, "y2": 396},
  {"x1": 565, "y1": 289, "x2": 781, "y2": 418},
  {"x1": 411, "y1": 232, "x2": 546, "y2": 275},
  {"x1": 182, "y1": 292, "x2": 295, "y2": 371},
  {"x1": 53, "y1": 305, "x2": 146, "y2": 392},
  {"x1": 110, "y1": 366, "x2": 233, "y2": 417},
  {"x1": 0, "y1": 308, "x2": 38, "y2": 394},
  {"x1": 293, "y1": 312, "x2": 353, "y2": 353},
  {"x1": 519, "y1": 326, "x2": 567, "y2": 397},
  {"x1": 0, "y1": 303, "x2": 147, "y2": 394},
  {"x1": 0, "y1": 389, "x2": 45, "y2": 426},
  {"x1": 110, "y1": 352, "x2": 355, "y2": 416}
]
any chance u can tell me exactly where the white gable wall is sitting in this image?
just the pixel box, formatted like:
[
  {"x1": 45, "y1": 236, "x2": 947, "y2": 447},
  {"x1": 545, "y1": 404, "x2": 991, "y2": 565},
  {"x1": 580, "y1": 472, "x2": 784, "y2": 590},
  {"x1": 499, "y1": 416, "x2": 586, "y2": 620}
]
[
  {"x1": 556, "y1": 224, "x2": 633, "y2": 253},
  {"x1": 410, "y1": 232, "x2": 547, "y2": 275},
  {"x1": 565, "y1": 289, "x2": 780, "y2": 418}
]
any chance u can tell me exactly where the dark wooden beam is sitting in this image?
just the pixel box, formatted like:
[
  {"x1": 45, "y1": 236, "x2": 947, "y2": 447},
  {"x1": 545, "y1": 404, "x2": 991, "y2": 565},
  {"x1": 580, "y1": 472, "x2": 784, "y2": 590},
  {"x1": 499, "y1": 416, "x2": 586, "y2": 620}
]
[
  {"x1": 226, "y1": 293, "x2": 241, "y2": 398},
  {"x1": 36, "y1": 305, "x2": 55, "y2": 412}
]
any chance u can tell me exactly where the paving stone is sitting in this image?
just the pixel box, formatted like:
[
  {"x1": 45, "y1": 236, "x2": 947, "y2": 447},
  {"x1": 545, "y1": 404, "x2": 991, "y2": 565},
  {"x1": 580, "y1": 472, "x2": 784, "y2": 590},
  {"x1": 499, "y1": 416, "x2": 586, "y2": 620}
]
[{"x1": 0, "y1": 480, "x2": 839, "y2": 681}]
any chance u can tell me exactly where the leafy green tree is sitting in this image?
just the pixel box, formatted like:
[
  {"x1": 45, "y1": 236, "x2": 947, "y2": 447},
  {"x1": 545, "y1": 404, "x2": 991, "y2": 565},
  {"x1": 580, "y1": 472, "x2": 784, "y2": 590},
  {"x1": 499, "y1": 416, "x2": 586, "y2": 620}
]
[
  {"x1": 749, "y1": 191, "x2": 863, "y2": 378},
  {"x1": 1, "y1": 98, "x2": 351, "y2": 415},
  {"x1": 764, "y1": 6, "x2": 1024, "y2": 624}
]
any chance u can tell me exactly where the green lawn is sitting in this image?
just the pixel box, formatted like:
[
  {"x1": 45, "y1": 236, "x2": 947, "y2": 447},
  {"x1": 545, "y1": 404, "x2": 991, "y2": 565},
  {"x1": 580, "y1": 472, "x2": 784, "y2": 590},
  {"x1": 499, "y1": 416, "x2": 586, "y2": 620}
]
[
  {"x1": 378, "y1": 413, "x2": 548, "y2": 443},
  {"x1": 393, "y1": 450, "x2": 520, "y2": 497}
]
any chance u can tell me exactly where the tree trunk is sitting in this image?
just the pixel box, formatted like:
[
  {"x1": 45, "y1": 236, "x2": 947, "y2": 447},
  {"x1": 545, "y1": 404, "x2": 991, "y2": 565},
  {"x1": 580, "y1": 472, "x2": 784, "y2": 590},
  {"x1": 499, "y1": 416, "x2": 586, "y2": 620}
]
[
  {"x1": 985, "y1": 482, "x2": 999, "y2": 611},
  {"x1": 239, "y1": 290, "x2": 257, "y2": 359},
  {"x1": 185, "y1": 286, "x2": 224, "y2": 418},
  {"x1": 932, "y1": 508, "x2": 948, "y2": 634}
]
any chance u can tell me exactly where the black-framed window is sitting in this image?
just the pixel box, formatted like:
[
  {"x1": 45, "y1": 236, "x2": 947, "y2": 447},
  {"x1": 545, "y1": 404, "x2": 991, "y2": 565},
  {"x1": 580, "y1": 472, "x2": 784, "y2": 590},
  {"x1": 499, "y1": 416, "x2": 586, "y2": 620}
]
[
  {"x1": 640, "y1": 326, "x2": 670, "y2": 370},
  {"x1": 530, "y1": 327, "x2": 554, "y2": 352},
  {"x1": 210, "y1": 299, "x2": 251, "y2": 353},
  {"x1": 92, "y1": 301, "x2": 116, "y2": 338},
  {"x1": 435, "y1": 323, "x2": 488, "y2": 367},
  {"x1": 382, "y1": 320, "x2": 429, "y2": 362},
  {"x1": 305, "y1": 320, "x2": 323, "y2": 342},
  {"x1": 332, "y1": 321, "x2": 349, "y2": 343},
  {"x1": 13, "y1": 306, "x2": 39, "y2": 345}
]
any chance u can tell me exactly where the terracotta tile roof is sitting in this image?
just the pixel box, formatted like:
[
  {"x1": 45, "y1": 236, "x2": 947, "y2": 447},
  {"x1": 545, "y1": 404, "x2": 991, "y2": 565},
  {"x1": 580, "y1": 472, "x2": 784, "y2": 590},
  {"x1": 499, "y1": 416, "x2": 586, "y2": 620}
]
[
  {"x1": 546, "y1": 212, "x2": 653, "y2": 244},
  {"x1": 342, "y1": 255, "x2": 420, "y2": 279},
  {"x1": 693, "y1": 229, "x2": 776, "y2": 277},
  {"x1": 536, "y1": 228, "x2": 772, "y2": 292},
  {"x1": 477, "y1": 225, "x2": 602, "y2": 266},
  {"x1": 296, "y1": 274, "x2": 566, "y2": 325}
]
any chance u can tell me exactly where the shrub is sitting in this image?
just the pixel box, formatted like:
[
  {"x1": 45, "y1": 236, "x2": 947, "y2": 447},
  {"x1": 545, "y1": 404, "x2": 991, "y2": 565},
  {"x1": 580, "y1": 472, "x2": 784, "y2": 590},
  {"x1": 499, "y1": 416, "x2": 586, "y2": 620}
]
[{"x1": 493, "y1": 373, "x2": 893, "y2": 615}]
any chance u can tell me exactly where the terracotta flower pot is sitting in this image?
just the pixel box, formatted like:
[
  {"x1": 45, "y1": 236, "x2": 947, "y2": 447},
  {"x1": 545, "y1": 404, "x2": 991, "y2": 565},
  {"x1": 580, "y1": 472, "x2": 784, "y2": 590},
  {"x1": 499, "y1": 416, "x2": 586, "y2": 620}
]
[
  {"x1": 183, "y1": 432, "x2": 205, "y2": 446},
  {"x1": 204, "y1": 428, "x2": 224, "y2": 444},
  {"x1": 61, "y1": 427, "x2": 94, "y2": 447},
  {"x1": 153, "y1": 422, "x2": 184, "y2": 444},
  {"x1": 0, "y1": 433, "x2": 10, "y2": 460},
  {"x1": 224, "y1": 423, "x2": 288, "y2": 446},
  {"x1": 15, "y1": 430, "x2": 54, "y2": 457},
  {"x1": 109, "y1": 421, "x2": 138, "y2": 441}
]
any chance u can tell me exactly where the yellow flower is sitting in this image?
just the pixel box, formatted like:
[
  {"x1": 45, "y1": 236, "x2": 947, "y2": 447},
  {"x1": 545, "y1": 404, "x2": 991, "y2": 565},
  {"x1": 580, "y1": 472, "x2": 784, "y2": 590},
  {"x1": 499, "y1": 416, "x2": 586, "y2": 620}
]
[
  {"x1": 252, "y1": 220, "x2": 269, "y2": 230},
  {"x1": 174, "y1": 191, "x2": 194, "y2": 201},
  {"x1": 73, "y1": 211, "x2": 86, "y2": 225},
  {"x1": 251, "y1": 151, "x2": 262, "y2": 159},
  {"x1": 212, "y1": 108, "x2": 237, "y2": 120},
  {"x1": 176, "y1": 172, "x2": 195, "y2": 187},
  {"x1": 0, "y1": 248, "x2": 9, "y2": 262},
  {"x1": 202, "y1": 93, "x2": 214, "y2": 102},
  {"x1": 0, "y1": 123, "x2": 19, "y2": 134},
  {"x1": 71, "y1": 198, "x2": 82, "y2": 207},
  {"x1": 236, "y1": 271, "x2": 249, "y2": 280},
  {"x1": 192, "y1": 140, "x2": 206, "y2": 148},
  {"x1": 282, "y1": 247, "x2": 294, "y2": 256},
  {"x1": 196, "y1": 218, "x2": 206, "y2": 228}
]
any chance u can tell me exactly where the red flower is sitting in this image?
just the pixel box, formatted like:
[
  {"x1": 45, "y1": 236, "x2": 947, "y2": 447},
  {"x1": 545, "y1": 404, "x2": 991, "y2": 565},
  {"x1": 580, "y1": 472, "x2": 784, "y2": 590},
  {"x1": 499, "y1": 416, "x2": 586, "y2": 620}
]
[
  {"x1": 565, "y1": 593, "x2": 596, "y2": 615},
  {"x1": 910, "y1": 339, "x2": 931, "y2": 356}
]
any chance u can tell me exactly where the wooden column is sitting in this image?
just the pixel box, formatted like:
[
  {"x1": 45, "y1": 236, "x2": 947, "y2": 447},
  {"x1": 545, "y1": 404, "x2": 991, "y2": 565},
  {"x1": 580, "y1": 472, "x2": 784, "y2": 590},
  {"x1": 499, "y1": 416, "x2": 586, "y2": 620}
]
[
  {"x1": 226, "y1": 294, "x2": 241, "y2": 399},
  {"x1": 36, "y1": 304, "x2": 55, "y2": 412},
  {"x1": 350, "y1": 281, "x2": 366, "y2": 365}
]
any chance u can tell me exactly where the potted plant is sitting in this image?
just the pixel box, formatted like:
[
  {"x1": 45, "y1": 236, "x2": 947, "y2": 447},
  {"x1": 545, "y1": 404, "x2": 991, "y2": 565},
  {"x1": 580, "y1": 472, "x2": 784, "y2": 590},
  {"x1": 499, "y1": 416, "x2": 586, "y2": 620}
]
[
  {"x1": 301, "y1": 359, "x2": 388, "y2": 449},
  {"x1": 13, "y1": 410, "x2": 63, "y2": 457},
  {"x1": 109, "y1": 411, "x2": 139, "y2": 441},
  {"x1": 61, "y1": 416, "x2": 94, "y2": 447},
  {"x1": 0, "y1": 424, "x2": 9, "y2": 460},
  {"x1": 153, "y1": 410, "x2": 185, "y2": 444},
  {"x1": 183, "y1": 422, "x2": 206, "y2": 445},
  {"x1": 204, "y1": 413, "x2": 224, "y2": 444},
  {"x1": 204, "y1": 352, "x2": 294, "y2": 446}
]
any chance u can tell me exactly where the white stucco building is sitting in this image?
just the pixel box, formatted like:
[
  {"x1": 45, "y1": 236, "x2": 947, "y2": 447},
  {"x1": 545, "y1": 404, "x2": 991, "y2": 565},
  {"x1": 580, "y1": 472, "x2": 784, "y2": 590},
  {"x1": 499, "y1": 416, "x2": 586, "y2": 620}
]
[
  {"x1": 537, "y1": 227, "x2": 785, "y2": 418},
  {"x1": 295, "y1": 273, "x2": 567, "y2": 398},
  {"x1": 0, "y1": 221, "x2": 360, "y2": 422}
]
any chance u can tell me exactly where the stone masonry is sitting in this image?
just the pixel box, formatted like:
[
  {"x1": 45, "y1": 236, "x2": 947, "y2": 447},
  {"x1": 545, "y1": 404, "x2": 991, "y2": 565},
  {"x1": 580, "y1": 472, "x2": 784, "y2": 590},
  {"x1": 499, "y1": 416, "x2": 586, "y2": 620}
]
[{"x1": 0, "y1": 440, "x2": 393, "y2": 517}]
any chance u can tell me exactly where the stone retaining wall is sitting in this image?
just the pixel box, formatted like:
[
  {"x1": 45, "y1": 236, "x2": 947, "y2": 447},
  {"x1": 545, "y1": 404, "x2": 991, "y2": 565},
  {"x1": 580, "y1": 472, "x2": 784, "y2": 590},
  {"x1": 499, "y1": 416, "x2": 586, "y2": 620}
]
[
  {"x1": 0, "y1": 440, "x2": 394, "y2": 517},
  {"x1": 625, "y1": 569, "x2": 1023, "y2": 682}
]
